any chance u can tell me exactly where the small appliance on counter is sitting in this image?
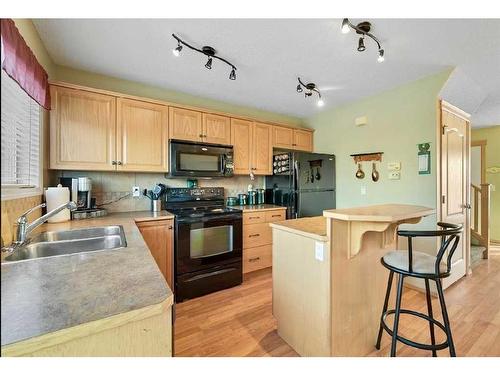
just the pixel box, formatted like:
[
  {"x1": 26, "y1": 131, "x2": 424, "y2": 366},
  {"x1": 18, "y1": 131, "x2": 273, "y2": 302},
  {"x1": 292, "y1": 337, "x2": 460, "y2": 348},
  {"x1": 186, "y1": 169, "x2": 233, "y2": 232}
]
[
  {"x1": 166, "y1": 187, "x2": 243, "y2": 302},
  {"x1": 59, "y1": 176, "x2": 107, "y2": 219}
]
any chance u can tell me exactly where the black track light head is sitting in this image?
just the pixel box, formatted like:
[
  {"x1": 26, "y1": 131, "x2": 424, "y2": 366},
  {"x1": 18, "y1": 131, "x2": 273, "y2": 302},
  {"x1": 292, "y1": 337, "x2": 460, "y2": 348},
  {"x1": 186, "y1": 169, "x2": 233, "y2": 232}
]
[
  {"x1": 305, "y1": 91, "x2": 312, "y2": 97},
  {"x1": 205, "y1": 57, "x2": 213, "y2": 70},
  {"x1": 173, "y1": 43, "x2": 182, "y2": 57},
  {"x1": 357, "y1": 37, "x2": 366, "y2": 52},
  {"x1": 341, "y1": 18, "x2": 350, "y2": 34},
  {"x1": 296, "y1": 84, "x2": 303, "y2": 93},
  {"x1": 377, "y1": 49, "x2": 385, "y2": 63},
  {"x1": 229, "y1": 68, "x2": 236, "y2": 80}
]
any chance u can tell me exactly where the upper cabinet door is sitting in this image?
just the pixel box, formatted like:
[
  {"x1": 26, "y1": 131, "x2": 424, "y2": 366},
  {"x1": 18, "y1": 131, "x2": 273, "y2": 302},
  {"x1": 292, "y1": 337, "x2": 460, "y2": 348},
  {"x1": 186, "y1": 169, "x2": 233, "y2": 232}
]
[
  {"x1": 169, "y1": 107, "x2": 202, "y2": 142},
  {"x1": 293, "y1": 129, "x2": 313, "y2": 152},
  {"x1": 231, "y1": 118, "x2": 252, "y2": 175},
  {"x1": 116, "y1": 99, "x2": 169, "y2": 172},
  {"x1": 203, "y1": 113, "x2": 231, "y2": 145},
  {"x1": 273, "y1": 126, "x2": 294, "y2": 149},
  {"x1": 50, "y1": 86, "x2": 116, "y2": 170},
  {"x1": 252, "y1": 122, "x2": 273, "y2": 175}
]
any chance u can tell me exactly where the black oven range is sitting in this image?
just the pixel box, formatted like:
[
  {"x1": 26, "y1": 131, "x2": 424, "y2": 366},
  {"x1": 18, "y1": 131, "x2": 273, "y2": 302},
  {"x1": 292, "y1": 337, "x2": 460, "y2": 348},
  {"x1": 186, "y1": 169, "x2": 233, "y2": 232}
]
[{"x1": 166, "y1": 187, "x2": 242, "y2": 302}]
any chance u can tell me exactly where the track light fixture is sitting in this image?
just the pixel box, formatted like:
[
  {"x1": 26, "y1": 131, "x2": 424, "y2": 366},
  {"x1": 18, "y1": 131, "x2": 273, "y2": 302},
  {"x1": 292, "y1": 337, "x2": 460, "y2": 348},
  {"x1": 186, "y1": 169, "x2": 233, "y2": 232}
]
[
  {"x1": 296, "y1": 78, "x2": 324, "y2": 107},
  {"x1": 341, "y1": 19, "x2": 385, "y2": 62},
  {"x1": 172, "y1": 34, "x2": 237, "y2": 80}
]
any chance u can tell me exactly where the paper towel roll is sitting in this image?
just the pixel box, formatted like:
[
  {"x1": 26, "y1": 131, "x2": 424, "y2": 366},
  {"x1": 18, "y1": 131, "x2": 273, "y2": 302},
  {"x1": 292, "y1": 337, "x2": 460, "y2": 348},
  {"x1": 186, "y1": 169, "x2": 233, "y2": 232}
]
[{"x1": 45, "y1": 184, "x2": 71, "y2": 223}]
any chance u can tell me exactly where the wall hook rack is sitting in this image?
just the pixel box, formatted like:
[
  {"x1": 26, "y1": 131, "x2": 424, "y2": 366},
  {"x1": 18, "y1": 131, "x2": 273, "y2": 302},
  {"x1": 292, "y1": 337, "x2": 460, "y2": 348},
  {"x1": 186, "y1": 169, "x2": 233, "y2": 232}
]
[{"x1": 350, "y1": 152, "x2": 383, "y2": 163}]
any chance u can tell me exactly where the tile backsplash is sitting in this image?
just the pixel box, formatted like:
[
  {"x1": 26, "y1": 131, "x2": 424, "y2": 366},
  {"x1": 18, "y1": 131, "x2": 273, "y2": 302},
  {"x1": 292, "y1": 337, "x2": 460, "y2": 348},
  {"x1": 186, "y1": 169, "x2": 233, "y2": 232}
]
[{"x1": 50, "y1": 171, "x2": 264, "y2": 213}]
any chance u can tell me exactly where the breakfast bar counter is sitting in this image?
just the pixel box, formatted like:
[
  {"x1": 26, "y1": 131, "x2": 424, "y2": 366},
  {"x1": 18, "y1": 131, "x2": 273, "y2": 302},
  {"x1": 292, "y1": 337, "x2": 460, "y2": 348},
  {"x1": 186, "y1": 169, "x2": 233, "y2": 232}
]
[
  {"x1": 1, "y1": 211, "x2": 175, "y2": 356},
  {"x1": 271, "y1": 204, "x2": 435, "y2": 356}
]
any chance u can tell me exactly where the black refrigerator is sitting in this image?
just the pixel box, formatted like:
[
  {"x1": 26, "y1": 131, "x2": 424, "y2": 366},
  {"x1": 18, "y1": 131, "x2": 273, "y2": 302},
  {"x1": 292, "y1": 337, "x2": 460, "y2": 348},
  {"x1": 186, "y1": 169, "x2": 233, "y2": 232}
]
[{"x1": 265, "y1": 151, "x2": 336, "y2": 219}]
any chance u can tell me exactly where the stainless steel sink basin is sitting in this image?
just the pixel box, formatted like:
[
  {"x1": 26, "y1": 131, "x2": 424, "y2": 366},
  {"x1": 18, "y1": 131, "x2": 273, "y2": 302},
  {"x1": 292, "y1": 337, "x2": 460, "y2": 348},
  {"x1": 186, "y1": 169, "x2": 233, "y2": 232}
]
[
  {"x1": 30, "y1": 225, "x2": 124, "y2": 243},
  {"x1": 4, "y1": 225, "x2": 127, "y2": 262}
]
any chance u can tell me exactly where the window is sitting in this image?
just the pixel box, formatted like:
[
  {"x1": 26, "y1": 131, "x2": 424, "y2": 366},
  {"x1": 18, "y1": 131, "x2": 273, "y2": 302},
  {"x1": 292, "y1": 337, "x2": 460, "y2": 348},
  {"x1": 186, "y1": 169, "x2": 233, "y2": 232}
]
[{"x1": 1, "y1": 69, "x2": 42, "y2": 198}]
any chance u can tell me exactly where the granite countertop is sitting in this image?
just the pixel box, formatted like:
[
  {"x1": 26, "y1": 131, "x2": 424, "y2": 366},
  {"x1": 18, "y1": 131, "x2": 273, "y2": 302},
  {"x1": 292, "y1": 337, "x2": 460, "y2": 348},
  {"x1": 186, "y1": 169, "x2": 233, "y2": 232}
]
[
  {"x1": 1, "y1": 210, "x2": 175, "y2": 347},
  {"x1": 270, "y1": 216, "x2": 328, "y2": 242},
  {"x1": 233, "y1": 204, "x2": 287, "y2": 212}
]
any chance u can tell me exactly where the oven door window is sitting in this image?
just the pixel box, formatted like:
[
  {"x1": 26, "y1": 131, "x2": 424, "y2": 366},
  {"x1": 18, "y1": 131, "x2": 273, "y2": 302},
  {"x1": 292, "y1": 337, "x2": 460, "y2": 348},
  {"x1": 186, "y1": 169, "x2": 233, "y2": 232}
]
[
  {"x1": 179, "y1": 152, "x2": 221, "y2": 172},
  {"x1": 190, "y1": 225, "x2": 233, "y2": 258}
]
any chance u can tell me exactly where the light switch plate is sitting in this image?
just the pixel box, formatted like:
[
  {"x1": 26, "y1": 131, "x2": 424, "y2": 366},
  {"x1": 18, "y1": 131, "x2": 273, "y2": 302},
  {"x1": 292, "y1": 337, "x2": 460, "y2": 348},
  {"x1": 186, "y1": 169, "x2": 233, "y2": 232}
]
[
  {"x1": 315, "y1": 242, "x2": 325, "y2": 261},
  {"x1": 388, "y1": 162, "x2": 401, "y2": 171},
  {"x1": 388, "y1": 171, "x2": 401, "y2": 180},
  {"x1": 361, "y1": 186, "x2": 367, "y2": 195}
]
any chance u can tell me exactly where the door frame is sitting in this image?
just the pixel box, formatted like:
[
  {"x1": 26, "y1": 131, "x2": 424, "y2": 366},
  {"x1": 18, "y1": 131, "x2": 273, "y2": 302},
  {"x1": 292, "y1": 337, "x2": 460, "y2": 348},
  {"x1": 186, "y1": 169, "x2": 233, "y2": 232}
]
[{"x1": 437, "y1": 99, "x2": 472, "y2": 282}]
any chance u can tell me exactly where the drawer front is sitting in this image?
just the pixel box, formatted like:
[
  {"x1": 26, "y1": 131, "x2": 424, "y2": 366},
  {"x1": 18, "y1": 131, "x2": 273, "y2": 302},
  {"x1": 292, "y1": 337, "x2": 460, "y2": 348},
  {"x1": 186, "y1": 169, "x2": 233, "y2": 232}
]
[
  {"x1": 243, "y1": 212, "x2": 266, "y2": 225},
  {"x1": 265, "y1": 210, "x2": 286, "y2": 223},
  {"x1": 243, "y1": 222, "x2": 272, "y2": 248},
  {"x1": 243, "y1": 245, "x2": 272, "y2": 273}
]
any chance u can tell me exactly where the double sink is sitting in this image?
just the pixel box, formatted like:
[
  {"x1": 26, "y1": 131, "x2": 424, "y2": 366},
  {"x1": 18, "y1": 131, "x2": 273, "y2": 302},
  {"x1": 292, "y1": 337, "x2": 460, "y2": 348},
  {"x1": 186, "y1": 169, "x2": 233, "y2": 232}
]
[{"x1": 3, "y1": 225, "x2": 127, "y2": 262}]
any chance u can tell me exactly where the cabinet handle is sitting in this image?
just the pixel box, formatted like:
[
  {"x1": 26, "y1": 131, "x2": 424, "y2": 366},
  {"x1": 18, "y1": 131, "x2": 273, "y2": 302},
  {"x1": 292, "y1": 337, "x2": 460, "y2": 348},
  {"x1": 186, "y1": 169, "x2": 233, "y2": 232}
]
[
  {"x1": 168, "y1": 226, "x2": 173, "y2": 229},
  {"x1": 271, "y1": 214, "x2": 282, "y2": 218},
  {"x1": 249, "y1": 257, "x2": 260, "y2": 262},
  {"x1": 117, "y1": 161, "x2": 123, "y2": 165},
  {"x1": 111, "y1": 161, "x2": 117, "y2": 165},
  {"x1": 248, "y1": 216, "x2": 261, "y2": 220},
  {"x1": 249, "y1": 234, "x2": 260, "y2": 238}
]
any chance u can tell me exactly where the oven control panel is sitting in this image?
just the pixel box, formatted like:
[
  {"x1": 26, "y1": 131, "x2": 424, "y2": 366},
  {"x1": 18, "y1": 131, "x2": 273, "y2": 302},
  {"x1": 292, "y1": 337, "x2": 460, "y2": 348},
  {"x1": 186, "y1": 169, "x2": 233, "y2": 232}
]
[{"x1": 166, "y1": 187, "x2": 225, "y2": 201}]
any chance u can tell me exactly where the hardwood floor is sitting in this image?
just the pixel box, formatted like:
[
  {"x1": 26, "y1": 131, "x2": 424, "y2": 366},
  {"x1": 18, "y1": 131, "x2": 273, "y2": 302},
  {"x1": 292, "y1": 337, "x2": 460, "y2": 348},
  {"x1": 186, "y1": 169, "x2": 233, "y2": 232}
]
[{"x1": 174, "y1": 254, "x2": 500, "y2": 357}]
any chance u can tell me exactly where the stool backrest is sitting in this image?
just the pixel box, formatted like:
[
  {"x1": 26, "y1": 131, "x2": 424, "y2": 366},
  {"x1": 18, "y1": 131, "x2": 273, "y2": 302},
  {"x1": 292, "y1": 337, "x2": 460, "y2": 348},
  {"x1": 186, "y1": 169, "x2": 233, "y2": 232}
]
[{"x1": 397, "y1": 222, "x2": 463, "y2": 276}]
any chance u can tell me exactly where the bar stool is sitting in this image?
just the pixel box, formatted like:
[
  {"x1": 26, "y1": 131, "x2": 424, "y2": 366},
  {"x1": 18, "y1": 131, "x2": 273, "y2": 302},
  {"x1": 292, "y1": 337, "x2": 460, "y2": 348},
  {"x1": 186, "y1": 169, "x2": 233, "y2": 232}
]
[{"x1": 375, "y1": 222, "x2": 463, "y2": 357}]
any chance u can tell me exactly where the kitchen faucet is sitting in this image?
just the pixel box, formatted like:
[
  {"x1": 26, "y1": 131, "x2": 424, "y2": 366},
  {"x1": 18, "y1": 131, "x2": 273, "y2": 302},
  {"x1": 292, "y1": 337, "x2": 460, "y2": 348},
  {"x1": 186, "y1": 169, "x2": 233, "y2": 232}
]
[{"x1": 3, "y1": 201, "x2": 77, "y2": 252}]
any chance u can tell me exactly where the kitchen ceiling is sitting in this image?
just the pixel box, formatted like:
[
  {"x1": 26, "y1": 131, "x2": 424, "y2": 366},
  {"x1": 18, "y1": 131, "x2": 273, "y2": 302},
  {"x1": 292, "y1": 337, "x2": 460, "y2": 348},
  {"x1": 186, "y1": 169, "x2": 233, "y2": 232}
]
[{"x1": 33, "y1": 19, "x2": 500, "y2": 125}]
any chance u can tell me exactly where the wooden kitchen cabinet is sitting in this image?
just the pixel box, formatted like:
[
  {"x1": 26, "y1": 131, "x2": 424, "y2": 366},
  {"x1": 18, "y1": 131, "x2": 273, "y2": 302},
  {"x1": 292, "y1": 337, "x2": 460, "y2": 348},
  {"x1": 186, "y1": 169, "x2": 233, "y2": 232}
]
[
  {"x1": 251, "y1": 122, "x2": 273, "y2": 175},
  {"x1": 202, "y1": 113, "x2": 231, "y2": 145},
  {"x1": 272, "y1": 125, "x2": 313, "y2": 152},
  {"x1": 272, "y1": 126, "x2": 294, "y2": 149},
  {"x1": 168, "y1": 107, "x2": 202, "y2": 142},
  {"x1": 49, "y1": 86, "x2": 116, "y2": 170},
  {"x1": 242, "y1": 208, "x2": 286, "y2": 274},
  {"x1": 117, "y1": 99, "x2": 169, "y2": 172},
  {"x1": 136, "y1": 219, "x2": 174, "y2": 289},
  {"x1": 293, "y1": 128, "x2": 313, "y2": 152},
  {"x1": 231, "y1": 118, "x2": 253, "y2": 174}
]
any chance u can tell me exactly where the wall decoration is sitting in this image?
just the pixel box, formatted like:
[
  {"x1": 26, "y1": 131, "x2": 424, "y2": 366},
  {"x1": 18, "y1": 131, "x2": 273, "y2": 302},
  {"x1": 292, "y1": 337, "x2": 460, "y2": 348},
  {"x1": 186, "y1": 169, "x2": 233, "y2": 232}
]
[{"x1": 418, "y1": 143, "x2": 431, "y2": 175}]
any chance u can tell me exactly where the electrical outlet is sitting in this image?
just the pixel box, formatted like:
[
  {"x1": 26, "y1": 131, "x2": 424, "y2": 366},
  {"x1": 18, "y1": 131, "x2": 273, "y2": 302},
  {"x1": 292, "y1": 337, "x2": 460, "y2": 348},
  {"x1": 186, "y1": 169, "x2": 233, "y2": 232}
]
[
  {"x1": 388, "y1": 171, "x2": 401, "y2": 180},
  {"x1": 361, "y1": 186, "x2": 367, "y2": 195},
  {"x1": 315, "y1": 242, "x2": 325, "y2": 261},
  {"x1": 132, "y1": 186, "x2": 140, "y2": 197},
  {"x1": 387, "y1": 162, "x2": 401, "y2": 171}
]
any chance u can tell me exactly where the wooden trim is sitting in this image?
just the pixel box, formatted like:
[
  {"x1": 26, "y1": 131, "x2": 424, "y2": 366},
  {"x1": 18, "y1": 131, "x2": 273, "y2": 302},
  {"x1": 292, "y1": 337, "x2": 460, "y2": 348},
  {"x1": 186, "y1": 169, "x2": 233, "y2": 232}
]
[
  {"x1": 49, "y1": 81, "x2": 314, "y2": 132},
  {"x1": 441, "y1": 100, "x2": 471, "y2": 120}
]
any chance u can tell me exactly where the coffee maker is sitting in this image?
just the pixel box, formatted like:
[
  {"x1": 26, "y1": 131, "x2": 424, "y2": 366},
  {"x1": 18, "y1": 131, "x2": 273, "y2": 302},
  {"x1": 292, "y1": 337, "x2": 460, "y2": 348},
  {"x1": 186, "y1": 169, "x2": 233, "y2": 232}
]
[{"x1": 59, "y1": 177, "x2": 92, "y2": 210}]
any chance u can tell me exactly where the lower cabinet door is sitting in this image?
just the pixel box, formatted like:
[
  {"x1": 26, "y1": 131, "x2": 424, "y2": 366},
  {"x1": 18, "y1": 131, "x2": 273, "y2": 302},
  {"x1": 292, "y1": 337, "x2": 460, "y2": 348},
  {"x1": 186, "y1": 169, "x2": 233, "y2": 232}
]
[
  {"x1": 243, "y1": 245, "x2": 272, "y2": 274},
  {"x1": 137, "y1": 219, "x2": 174, "y2": 288}
]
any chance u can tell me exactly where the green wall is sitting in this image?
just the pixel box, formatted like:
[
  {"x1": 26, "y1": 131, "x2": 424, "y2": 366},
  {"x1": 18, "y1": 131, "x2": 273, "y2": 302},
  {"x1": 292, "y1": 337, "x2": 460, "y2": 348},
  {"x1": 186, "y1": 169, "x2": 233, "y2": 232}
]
[
  {"x1": 306, "y1": 70, "x2": 451, "y2": 233},
  {"x1": 472, "y1": 125, "x2": 500, "y2": 240}
]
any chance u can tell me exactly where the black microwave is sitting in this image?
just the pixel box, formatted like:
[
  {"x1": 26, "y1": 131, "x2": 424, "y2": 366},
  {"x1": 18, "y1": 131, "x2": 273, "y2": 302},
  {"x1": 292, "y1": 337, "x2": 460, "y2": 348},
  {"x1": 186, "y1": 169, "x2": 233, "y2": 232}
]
[{"x1": 169, "y1": 140, "x2": 234, "y2": 177}]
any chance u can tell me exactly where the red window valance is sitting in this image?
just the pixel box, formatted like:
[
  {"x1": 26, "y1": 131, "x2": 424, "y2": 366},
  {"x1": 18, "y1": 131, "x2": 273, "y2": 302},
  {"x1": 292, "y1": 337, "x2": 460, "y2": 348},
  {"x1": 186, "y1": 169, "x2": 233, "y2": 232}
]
[{"x1": 1, "y1": 19, "x2": 51, "y2": 109}]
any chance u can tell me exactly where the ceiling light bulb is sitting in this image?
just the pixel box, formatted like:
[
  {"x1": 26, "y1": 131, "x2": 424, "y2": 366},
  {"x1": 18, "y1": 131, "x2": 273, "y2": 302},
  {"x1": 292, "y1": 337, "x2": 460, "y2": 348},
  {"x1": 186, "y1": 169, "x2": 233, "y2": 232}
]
[
  {"x1": 173, "y1": 44, "x2": 182, "y2": 57},
  {"x1": 341, "y1": 19, "x2": 350, "y2": 34},
  {"x1": 229, "y1": 68, "x2": 236, "y2": 80},
  {"x1": 205, "y1": 57, "x2": 213, "y2": 70},
  {"x1": 317, "y1": 99, "x2": 325, "y2": 107},
  {"x1": 377, "y1": 49, "x2": 385, "y2": 63},
  {"x1": 296, "y1": 84, "x2": 303, "y2": 93},
  {"x1": 357, "y1": 37, "x2": 366, "y2": 52}
]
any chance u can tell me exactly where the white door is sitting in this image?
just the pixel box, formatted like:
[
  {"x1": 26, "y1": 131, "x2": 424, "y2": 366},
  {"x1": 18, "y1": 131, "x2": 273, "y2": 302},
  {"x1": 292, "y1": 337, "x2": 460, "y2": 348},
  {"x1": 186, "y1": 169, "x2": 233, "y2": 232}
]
[{"x1": 440, "y1": 101, "x2": 471, "y2": 287}]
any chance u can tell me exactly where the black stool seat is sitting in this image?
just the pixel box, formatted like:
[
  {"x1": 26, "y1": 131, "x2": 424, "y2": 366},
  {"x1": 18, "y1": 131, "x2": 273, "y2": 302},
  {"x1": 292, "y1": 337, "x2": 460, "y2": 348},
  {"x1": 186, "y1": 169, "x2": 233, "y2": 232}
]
[
  {"x1": 375, "y1": 222, "x2": 463, "y2": 357},
  {"x1": 382, "y1": 250, "x2": 448, "y2": 277}
]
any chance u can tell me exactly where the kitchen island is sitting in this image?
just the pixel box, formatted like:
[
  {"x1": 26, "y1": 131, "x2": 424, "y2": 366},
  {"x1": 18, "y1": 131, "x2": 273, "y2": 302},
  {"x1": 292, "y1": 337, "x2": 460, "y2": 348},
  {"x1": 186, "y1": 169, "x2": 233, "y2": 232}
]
[
  {"x1": 271, "y1": 204, "x2": 435, "y2": 356},
  {"x1": 1, "y1": 211, "x2": 175, "y2": 357}
]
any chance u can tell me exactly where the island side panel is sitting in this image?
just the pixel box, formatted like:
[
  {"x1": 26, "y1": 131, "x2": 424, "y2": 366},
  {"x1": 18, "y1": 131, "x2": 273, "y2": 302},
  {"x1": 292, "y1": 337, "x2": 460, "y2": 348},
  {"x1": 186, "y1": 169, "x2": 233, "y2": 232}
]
[
  {"x1": 329, "y1": 218, "x2": 396, "y2": 356},
  {"x1": 272, "y1": 228, "x2": 331, "y2": 356}
]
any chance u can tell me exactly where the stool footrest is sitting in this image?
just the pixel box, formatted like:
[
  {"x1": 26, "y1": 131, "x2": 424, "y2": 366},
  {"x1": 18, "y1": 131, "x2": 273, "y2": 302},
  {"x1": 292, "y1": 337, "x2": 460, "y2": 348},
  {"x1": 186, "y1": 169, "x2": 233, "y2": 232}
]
[{"x1": 381, "y1": 309, "x2": 450, "y2": 351}]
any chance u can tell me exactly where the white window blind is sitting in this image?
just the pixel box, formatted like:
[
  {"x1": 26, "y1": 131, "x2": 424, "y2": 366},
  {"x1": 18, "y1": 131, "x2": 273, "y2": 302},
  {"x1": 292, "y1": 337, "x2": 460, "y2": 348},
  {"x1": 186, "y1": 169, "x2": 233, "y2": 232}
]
[{"x1": 1, "y1": 69, "x2": 41, "y2": 188}]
